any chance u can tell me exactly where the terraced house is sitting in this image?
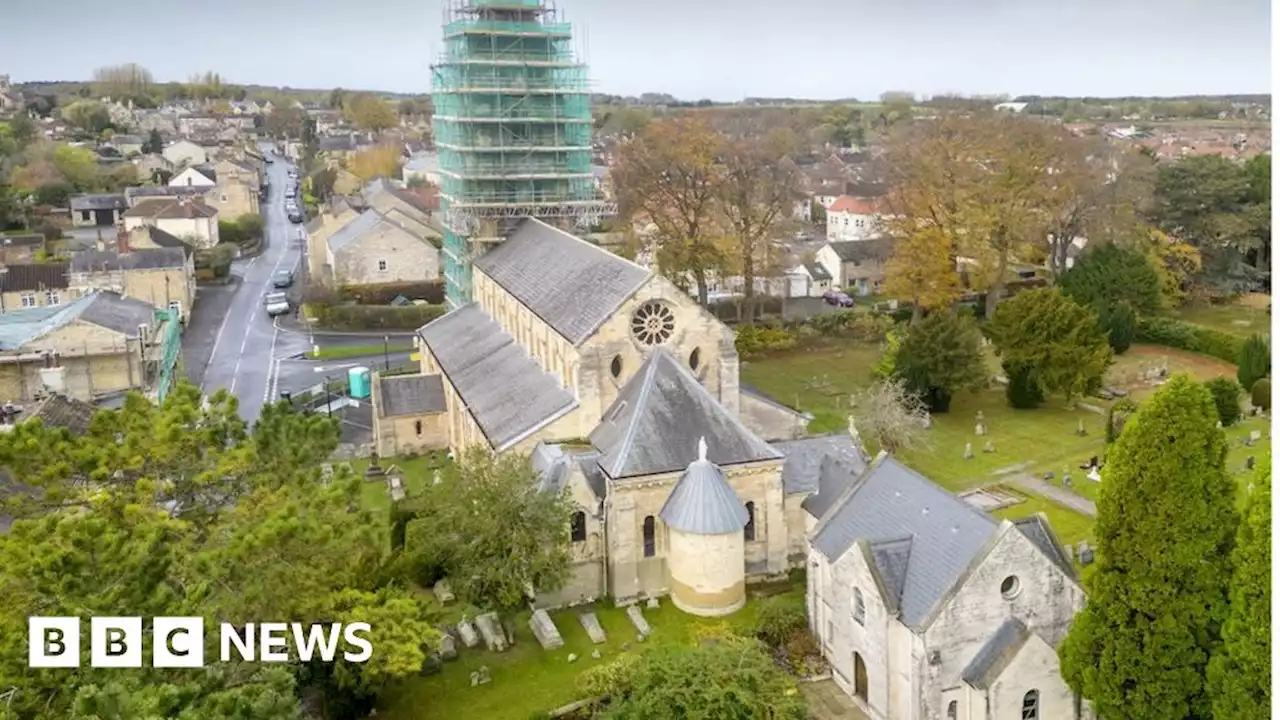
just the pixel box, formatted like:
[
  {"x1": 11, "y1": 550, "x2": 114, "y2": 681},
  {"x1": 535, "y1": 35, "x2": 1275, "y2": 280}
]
[{"x1": 0, "y1": 262, "x2": 69, "y2": 312}]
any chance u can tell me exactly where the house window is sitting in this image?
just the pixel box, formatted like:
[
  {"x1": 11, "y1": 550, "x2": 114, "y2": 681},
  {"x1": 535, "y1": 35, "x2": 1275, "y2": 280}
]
[
  {"x1": 853, "y1": 588, "x2": 866, "y2": 626},
  {"x1": 947, "y1": 701, "x2": 957, "y2": 719},
  {"x1": 45, "y1": 291, "x2": 59, "y2": 306},
  {"x1": 689, "y1": 347, "x2": 701, "y2": 371},
  {"x1": 1022, "y1": 690, "x2": 1039, "y2": 719},
  {"x1": 744, "y1": 501, "x2": 756, "y2": 542},
  {"x1": 20, "y1": 294, "x2": 36, "y2": 308},
  {"x1": 642, "y1": 515, "x2": 656, "y2": 558},
  {"x1": 571, "y1": 511, "x2": 587, "y2": 543},
  {"x1": 377, "y1": 259, "x2": 388, "y2": 272},
  {"x1": 413, "y1": 420, "x2": 423, "y2": 436},
  {"x1": 80, "y1": 210, "x2": 91, "y2": 222},
  {"x1": 219, "y1": 194, "x2": 228, "y2": 203}
]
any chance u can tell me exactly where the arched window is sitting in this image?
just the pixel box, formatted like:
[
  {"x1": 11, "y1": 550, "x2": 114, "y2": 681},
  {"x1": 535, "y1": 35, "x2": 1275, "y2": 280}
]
[
  {"x1": 744, "y1": 501, "x2": 756, "y2": 542},
  {"x1": 689, "y1": 347, "x2": 701, "y2": 371},
  {"x1": 414, "y1": 419, "x2": 423, "y2": 436},
  {"x1": 947, "y1": 700, "x2": 957, "y2": 719},
  {"x1": 642, "y1": 516, "x2": 656, "y2": 558},
  {"x1": 570, "y1": 511, "x2": 587, "y2": 543},
  {"x1": 1022, "y1": 690, "x2": 1039, "y2": 720},
  {"x1": 853, "y1": 587, "x2": 866, "y2": 626},
  {"x1": 610, "y1": 355, "x2": 623, "y2": 379}
]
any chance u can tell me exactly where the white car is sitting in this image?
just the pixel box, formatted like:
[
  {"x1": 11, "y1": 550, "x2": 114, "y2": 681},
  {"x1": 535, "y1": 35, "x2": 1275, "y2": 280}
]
[{"x1": 264, "y1": 292, "x2": 291, "y2": 317}]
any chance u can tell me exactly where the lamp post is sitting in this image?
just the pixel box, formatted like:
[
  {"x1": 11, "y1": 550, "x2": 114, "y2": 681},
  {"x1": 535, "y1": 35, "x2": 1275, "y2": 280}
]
[
  {"x1": 383, "y1": 335, "x2": 390, "y2": 371},
  {"x1": 324, "y1": 375, "x2": 333, "y2": 417}
]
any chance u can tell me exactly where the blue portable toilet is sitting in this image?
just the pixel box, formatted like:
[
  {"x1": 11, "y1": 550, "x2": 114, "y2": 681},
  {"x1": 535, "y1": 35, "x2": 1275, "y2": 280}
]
[{"x1": 348, "y1": 366, "x2": 371, "y2": 399}]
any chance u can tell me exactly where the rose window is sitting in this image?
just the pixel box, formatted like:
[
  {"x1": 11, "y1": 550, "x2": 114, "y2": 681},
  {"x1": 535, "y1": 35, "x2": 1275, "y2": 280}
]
[{"x1": 631, "y1": 301, "x2": 675, "y2": 345}]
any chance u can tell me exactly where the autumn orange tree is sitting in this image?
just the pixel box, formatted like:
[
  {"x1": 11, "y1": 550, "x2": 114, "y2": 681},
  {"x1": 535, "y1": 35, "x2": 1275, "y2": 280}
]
[
  {"x1": 613, "y1": 116, "x2": 726, "y2": 304},
  {"x1": 346, "y1": 145, "x2": 402, "y2": 181}
]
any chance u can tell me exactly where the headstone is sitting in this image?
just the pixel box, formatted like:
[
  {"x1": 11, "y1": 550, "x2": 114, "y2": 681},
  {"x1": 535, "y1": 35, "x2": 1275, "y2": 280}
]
[
  {"x1": 1079, "y1": 545, "x2": 1095, "y2": 566},
  {"x1": 432, "y1": 469, "x2": 442, "y2": 485},
  {"x1": 1087, "y1": 467, "x2": 1102, "y2": 482},
  {"x1": 438, "y1": 634, "x2": 458, "y2": 661},
  {"x1": 921, "y1": 414, "x2": 933, "y2": 429},
  {"x1": 975, "y1": 422, "x2": 987, "y2": 436},
  {"x1": 646, "y1": 597, "x2": 660, "y2": 610},
  {"x1": 579, "y1": 611, "x2": 607, "y2": 644},
  {"x1": 626, "y1": 605, "x2": 652, "y2": 637},
  {"x1": 1063, "y1": 544, "x2": 1074, "y2": 562},
  {"x1": 470, "y1": 666, "x2": 491, "y2": 686},
  {"x1": 1244, "y1": 435, "x2": 1254, "y2": 447},
  {"x1": 983, "y1": 440, "x2": 995, "y2": 454},
  {"x1": 1076, "y1": 419, "x2": 1087, "y2": 436},
  {"x1": 567, "y1": 653, "x2": 578, "y2": 663},
  {"x1": 963, "y1": 442, "x2": 974, "y2": 460},
  {"x1": 1063, "y1": 473, "x2": 1072, "y2": 488},
  {"x1": 591, "y1": 649, "x2": 601, "y2": 659},
  {"x1": 421, "y1": 653, "x2": 442, "y2": 675},
  {"x1": 636, "y1": 633, "x2": 647, "y2": 642},
  {"x1": 456, "y1": 618, "x2": 480, "y2": 648},
  {"x1": 365, "y1": 452, "x2": 384, "y2": 479},
  {"x1": 386, "y1": 473, "x2": 405, "y2": 502},
  {"x1": 474, "y1": 612, "x2": 508, "y2": 652},
  {"x1": 529, "y1": 608, "x2": 565, "y2": 650},
  {"x1": 1043, "y1": 471, "x2": 1055, "y2": 481},
  {"x1": 1216, "y1": 420, "x2": 1223, "y2": 429},
  {"x1": 1246, "y1": 455, "x2": 1256, "y2": 470},
  {"x1": 1250, "y1": 430, "x2": 1262, "y2": 442},
  {"x1": 434, "y1": 579, "x2": 455, "y2": 605}
]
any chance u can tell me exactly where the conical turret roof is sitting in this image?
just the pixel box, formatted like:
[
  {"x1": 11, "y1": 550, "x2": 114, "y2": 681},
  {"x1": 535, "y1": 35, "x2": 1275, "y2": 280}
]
[{"x1": 659, "y1": 438, "x2": 750, "y2": 535}]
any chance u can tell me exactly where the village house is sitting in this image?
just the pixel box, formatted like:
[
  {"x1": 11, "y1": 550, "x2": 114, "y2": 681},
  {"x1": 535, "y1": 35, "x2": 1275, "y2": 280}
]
[
  {"x1": 68, "y1": 246, "x2": 194, "y2": 321},
  {"x1": 320, "y1": 209, "x2": 441, "y2": 287},
  {"x1": 132, "y1": 153, "x2": 175, "y2": 181},
  {"x1": 122, "y1": 224, "x2": 195, "y2": 255},
  {"x1": 403, "y1": 152, "x2": 441, "y2": 186},
  {"x1": 169, "y1": 165, "x2": 218, "y2": 189},
  {"x1": 0, "y1": 262, "x2": 69, "y2": 312},
  {"x1": 0, "y1": 291, "x2": 172, "y2": 403},
  {"x1": 0, "y1": 75, "x2": 20, "y2": 114},
  {"x1": 122, "y1": 197, "x2": 220, "y2": 249},
  {"x1": 815, "y1": 238, "x2": 895, "y2": 296},
  {"x1": 69, "y1": 194, "x2": 128, "y2": 228},
  {"x1": 807, "y1": 453, "x2": 1090, "y2": 719},
  {"x1": 827, "y1": 195, "x2": 889, "y2": 242},
  {"x1": 161, "y1": 139, "x2": 208, "y2": 168},
  {"x1": 207, "y1": 158, "x2": 262, "y2": 220},
  {"x1": 303, "y1": 201, "x2": 361, "y2": 282},
  {"x1": 107, "y1": 134, "x2": 144, "y2": 156}
]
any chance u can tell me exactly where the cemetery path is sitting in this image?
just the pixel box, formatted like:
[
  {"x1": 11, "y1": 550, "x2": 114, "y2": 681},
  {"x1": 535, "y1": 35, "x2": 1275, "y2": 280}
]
[
  {"x1": 801, "y1": 679, "x2": 872, "y2": 720},
  {"x1": 1009, "y1": 474, "x2": 1098, "y2": 518}
]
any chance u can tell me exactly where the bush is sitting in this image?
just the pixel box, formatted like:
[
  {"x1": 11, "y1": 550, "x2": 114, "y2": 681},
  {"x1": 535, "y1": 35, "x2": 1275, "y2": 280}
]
[
  {"x1": 1099, "y1": 302, "x2": 1137, "y2": 355},
  {"x1": 752, "y1": 595, "x2": 807, "y2": 649},
  {"x1": 309, "y1": 303, "x2": 446, "y2": 331},
  {"x1": 1236, "y1": 334, "x2": 1270, "y2": 391},
  {"x1": 734, "y1": 324, "x2": 797, "y2": 359},
  {"x1": 338, "y1": 281, "x2": 446, "y2": 305},
  {"x1": 1060, "y1": 243, "x2": 1163, "y2": 316},
  {"x1": 1205, "y1": 377, "x2": 1242, "y2": 427},
  {"x1": 808, "y1": 310, "x2": 894, "y2": 342},
  {"x1": 1134, "y1": 317, "x2": 1244, "y2": 364},
  {"x1": 577, "y1": 651, "x2": 642, "y2": 698},
  {"x1": 1004, "y1": 363, "x2": 1044, "y2": 409},
  {"x1": 1251, "y1": 378, "x2": 1271, "y2": 411},
  {"x1": 1106, "y1": 398, "x2": 1139, "y2": 443}
]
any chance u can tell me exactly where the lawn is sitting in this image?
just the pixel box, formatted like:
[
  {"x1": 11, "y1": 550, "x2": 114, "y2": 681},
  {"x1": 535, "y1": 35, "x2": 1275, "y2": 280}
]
[
  {"x1": 377, "y1": 581, "x2": 804, "y2": 720},
  {"x1": 740, "y1": 340, "x2": 882, "y2": 434},
  {"x1": 1107, "y1": 344, "x2": 1239, "y2": 401},
  {"x1": 992, "y1": 486, "x2": 1095, "y2": 548},
  {"x1": 1171, "y1": 296, "x2": 1271, "y2": 339},
  {"x1": 308, "y1": 343, "x2": 413, "y2": 361},
  {"x1": 346, "y1": 452, "x2": 450, "y2": 511}
]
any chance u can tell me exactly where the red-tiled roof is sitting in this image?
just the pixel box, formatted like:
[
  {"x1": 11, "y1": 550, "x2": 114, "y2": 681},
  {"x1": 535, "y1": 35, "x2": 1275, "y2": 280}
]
[{"x1": 829, "y1": 195, "x2": 882, "y2": 215}]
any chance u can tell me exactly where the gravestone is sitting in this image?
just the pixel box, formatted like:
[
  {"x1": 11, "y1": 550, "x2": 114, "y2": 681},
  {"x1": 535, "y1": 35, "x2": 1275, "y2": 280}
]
[
  {"x1": 421, "y1": 653, "x2": 442, "y2": 676},
  {"x1": 364, "y1": 452, "x2": 385, "y2": 480},
  {"x1": 1077, "y1": 541, "x2": 1094, "y2": 566},
  {"x1": 1216, "y1": 420, "x2": 1223, "y2": 429},
  {"x1": 529, "y1": 609, "x2": 565, "y2": 650},
  {"x1": 1043, "y1": 471, "x2": 1055, "y2": 481},
  {"x1": 1246, "y1": 455, "x2": 1256, "y2": 470},
  {"x1": 983, "y1": 440, "x2": 995, "y2": 454},
  {"x1": 439, "y1": 634, "x2": 458, "y2": 661},
  {"x1": 626, "y1": 605, "x2": 652, "y2": 637},
  {"x1": 963, "y1": 442, "x2": 974, "y2": 460},
  {"x1": 433, "y1": 579, "x2": 455, "y2": 605},
  {"x1": 591, "y1": 649, "x2": 601, "y2": 659},
  {"x1": 386, "y1": 472, "x2": 405, "y2": 502},
  {"x1": 579, "y1": 612, "x2": 608, "y2": 644},
  {"x1": 921, "y1": 414, "x2": 933, "y2": 429},
  {"x1": 647, "y1": 597, "x2": 660, "y2": 610},
  {"x1": 432, "y1": 469, "x2": 442, "y2": 485},
  {"x1": 1076, "y1": 419, "x2": 1087, "y2": 437},
  {"x1": 456, "y1": 618, "x2": 480, "y2": 648},
  {"x1": 975, "y1": 422, "x2": 987, "y2": 436},
  {"x1": 567, "y1": 653, "x2": 578, "y2": 663},
  {"x1": 1087, "y1": 467, "x2": 1102, "y2": 482},
  {"x1": 475, "y1": 612, "x2": 508, "y2": 652},
  {"x1": 1250, "y1": 430, "x2": 1262, "y2": 442},
  {"x1": 470, "y1": 666, "x2": 491, "y2": 686},
  {"x1": 1063, "y1": 473, "x2": 1072, "y2": 488}
]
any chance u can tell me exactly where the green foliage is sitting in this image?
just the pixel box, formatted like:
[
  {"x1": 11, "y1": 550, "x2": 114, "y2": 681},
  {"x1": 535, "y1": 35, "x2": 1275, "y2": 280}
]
[
  {"x1": 1060, "y1": 242, "x2": 1163, "y2": 315},
  {"x1": 1204, "y1": 376, "x2": 1242, "y2": 427},
  {"x1": 987, "y1": 288, "x2": 1112, "y2": 402},
  {"x1": 752, "y1": 594, "x2": 807, "y2": 649},
  {"x1": 142, "y1": 128, "x2": 164, "y2": 154},
  {"x1": 734, "y1": 323, "x2": 798, "y2": 359},
  {"x1": 1059, "y1": 375, "x2": 1237, "y2": 720},
  {"x1": 53, "y1": 144, "x2": 101, "y2": 189},
  {"x1": 218, "y1": 214, "x2": 265, "y2": 248},
  {"x1": 308, "y1": 303, "x2": 447, "y2": 331},
  {"x1": 871, "y1": 327, "x2": 902, "y2": 380},
  {"x1": 1133, "y1": 316, "x2": 1245, "y2": 365},
  {"x1": 401, "y1": 446, "x2": 572, "y2": 611},
  {"x1": 1002, "y1": 362, "x2": 1044, "y2": 409},
  {"x1": 60, "y1": 100, "x2": 112, "y2": 133},
  {"x1": 893, "y1": 310, "x2": 987, "y2": 412},
  {"x1": 1098, "y1": 301, "x2": 1137, "y2": 355},
  {"x1": 1208, "y1": 453, "x2": 1271, "y2": 718},
  {"x1": 1236, "y1": 334, "x2": 1269, "y2": 391},
  {"x1": 1250, "y1": 378, "x2": 1271, "y2": 411},
  {"x1": 807, "y1": 310, "x2": 894, "y2": 342},
  {"x1": 578, "y1": 652, "x2": 644, "y2": 699},
  {"x1": 34, "y1": 180, "x2": 75, "y2": 207},
  {"x1": 1106, "y1": 398, "x2": 1139, "y2": 444},
  {"x1": 597, "y1": 636, "x2": 808, "y2": 720}
]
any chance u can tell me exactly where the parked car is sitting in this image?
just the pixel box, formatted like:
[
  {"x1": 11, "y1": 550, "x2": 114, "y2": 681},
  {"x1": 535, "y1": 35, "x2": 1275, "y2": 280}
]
[
  {"x1": 822, "y1": 290, "x2": 855, "y2": 307},
  {"x1": 288, "y1": 211, "x2": 303, "y2": 224},
  {"x1": 272, "y1": 269, "x2": 294, "y2": 288},
  {"x1": 264, "y1": 291, "x2": 290, "y2": 317}
]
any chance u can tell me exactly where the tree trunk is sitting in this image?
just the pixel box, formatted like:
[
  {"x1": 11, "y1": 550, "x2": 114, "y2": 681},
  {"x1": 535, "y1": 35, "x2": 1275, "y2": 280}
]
[
  {"x1": 911, "y1": 298, "x2": 923, "y2": 324},
  {"x1": 693, "y1": 268, "x2": 709, "y2": 306},
  {"x1": 984, "y1": 251, "x2": 1009, "y2": 319},
  {"x1": 741, "y1": 252, "x2": 757, "y2": 324}
]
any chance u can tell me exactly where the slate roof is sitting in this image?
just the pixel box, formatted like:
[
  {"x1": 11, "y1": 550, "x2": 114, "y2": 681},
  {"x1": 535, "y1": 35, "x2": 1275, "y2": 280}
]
[
  {"x1": 70, "y1": 248, "x2": 186, "y2": 272},
  {"x1": 771, "y1": 433, "x2": 866, "y2": 497},
  {"x1": 811, "y1": 456, "x2": 998, "y2": 630},
  {"x1": 319, "y1": 136, "x2": 356, "y2": 152},
  {"x1": 589, "y1": 347, "x2": 782, "y2": 479},
  {"x1": 78, "y1": 292, "x2": 160, "y2": 335},
  {"x1": 797, "y1": 453, "x2": 864, "y2": 520},
  {"x1": 804, "y1": 262, "x2": 832, "y2": 281},
  {"x1": 124, "y1": 185, "x2": 207, "y2": 205},
  {"x1": 659, "y1": 442, "x2": 749, "y2": 535},
  {"x1": 418, "y1": 303, "x2": 577, "y2": 451},
  {"x1": 69, "y1": 194, "x2": 127, "y2": 211},
  {"x1": 474, "y1": 218, "x2": 651, "y2": 346},
  {"x1": 960, "y1": 618, "x2": 1032, "y2": 689},
  {"x1": 325, "y1": 210, "x2": 382, "y2": 253},
  {"x1": 135, "y1": 226, "x2": 193, "y2": 253},
  {"x1": 25, "y1": 393, "x2": 97, "y2": 435},
  {"x1": 866, "y1": 536, "x2": 913, "y2": 613},
  {"x1": 0, "y1": 263, "x2": 69, "y2": 292},
  {"x1": 1013, "y1": 516, "x2": 1076, "y2": 579},
  {"x1": 122, "y1": 197, "x2": 217, "y2": 219},
  {"x1": 377, "y1": 374, "x2": 446, "y2": 417},
  {"x1": 827, "y1": 238, "x2": 894, "y2": 264}
]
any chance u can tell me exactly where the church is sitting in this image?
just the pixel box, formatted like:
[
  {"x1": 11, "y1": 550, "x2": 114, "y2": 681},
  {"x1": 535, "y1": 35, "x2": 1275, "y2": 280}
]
[{"x1": 372, "y1": 217, "x2": 1091, "y2": 718}]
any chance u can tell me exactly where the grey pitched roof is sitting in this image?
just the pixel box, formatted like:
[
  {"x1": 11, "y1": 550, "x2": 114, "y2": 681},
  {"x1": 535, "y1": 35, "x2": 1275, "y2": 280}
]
[
  {"x1": 1013, "y1": 515, "x2": 1076, "y2": 579},
  {"x1": 0, "y1": 263, "x2": 69, "y2": 292},
  {"x1": 659, "y1": 442, "x2": 749, "y2": 535},
  {"x1": 589, "y1": 347, "x2": 782, "y2": 479},
  {"x1": 79, "y1": 292, "x2": 160, "y2": 336},
  {"x1": 811, "y1": 456, "x2": 998, "y2": 630},
  {"x1": 325, "y1": 210, "x2": 382, "y2": 253},
  {"x1": 866, "y1": 536, "x2": 913, "y2": 613},
  {"x1": 0, "y1": 234, "x2": 44, "y2": 248},
  {"x1": 418, "y1": 303, "x2": 577, "y2": 451},
  {"x1": 137, "y1": 226, "x2": 193, "y2": 253},
  {"x1": 804, "y1": 262, "x2": 832, "y2": 281},
  {"x1": 69, "y1": 194, "x2": 127, "y2": 211},
  {"x1": 70, "y1": 248, "x2": 186, "y2": 272},
  {"x1": 473, "y1": 218, "x2": 652, "y2": 346},
  {"x1": 799, "y1": 453, "x2": 863, "y2": 519},
  {"x1": 827, "y1": 238, "x2": 894, "y2": 264},
  {"x1": 377, "y1": 374, "x2": 445, "y2": 417},
  {"x1": 961, "y1": 618, "x2": 1032, "y2": 689},
  {"x1": 576, "y1": 452, "x2": 607, "y2": 500},
  {"x1": 772, "y1": 433, "x2": 866, "y2": 498}
]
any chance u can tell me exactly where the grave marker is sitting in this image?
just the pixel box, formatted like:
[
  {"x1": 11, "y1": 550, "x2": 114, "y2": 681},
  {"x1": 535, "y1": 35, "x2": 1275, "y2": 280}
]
[
  {"x1": 529, "y1": 609, "x2": 565, "y2": 650},
  {"x1": 456, "y1": 618, "x2": 480, "y2": 648},
  {"x1": 475, "y1": 612, "x2": 509, "y2": 652},
  {"x1": 579, "y1": 612, "x2": 608, "y2": 644},
  {"x1": 434, "y1": 579, "x2": 455, "y2": 605},
  {"x1": 626, "y1": 605, "x2": 652, "y2": 637}
]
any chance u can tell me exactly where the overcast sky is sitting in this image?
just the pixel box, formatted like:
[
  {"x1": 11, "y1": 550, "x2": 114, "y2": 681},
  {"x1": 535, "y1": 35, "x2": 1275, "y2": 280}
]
[{"x1": 1, "y1": 0, "x2": 1271, "y2": 100}]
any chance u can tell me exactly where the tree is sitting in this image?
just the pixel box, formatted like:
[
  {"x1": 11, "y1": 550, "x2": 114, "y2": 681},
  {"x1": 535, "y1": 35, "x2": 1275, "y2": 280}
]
[
  {"x1": 1096, "y1": 300, "x2": 1137, "y2": 354},
  {"x1": 6, "y1": 113, "x2": 37, "y2": 147},
  {"x1": 347, "y1": 145, "x2": 402, "y2": 181},
  {"x1": 61, "y1": 100, "x2": 112, "y2": 133},
  {"x1": 402, "y1": 446, "x2": 571, "y2": 612},
  {"x1": 1207, "y1": 452, "x2": 1270, "y2": 718},
  {"x1": 852, "y1": 378, "x2": 931, "y2": 453},
  {"x1": 717, "y1": 137, "x2": 800, "y2": 322},
  {"x1": 1059, "y1": 375, "x2": 1237, "y2": 720},
  {"x1": 53, "y1": 144, "x2": 101, "y2": 190},
  {"x1": 1250, "y1": 378, "x2": 1270, "y2": 411},
  {"x1": 346, "y1": 94, "x2": 398, "y2": 133},
  {"x1": 310, "y1": 167, "x2": 338, "y2": 202},
  {"x1": 1236, "y1": 334, "x2": 1269, "y2": 391},
  {"x1": 894, "y1": 310, "x2": 987, "y2": 412},
  {"x1": 1059, "y1": 242, "x2": 1163, "y2": 316},
  {"x1": 142, "y1": 128, "x2": 164, "y2": 154},
  {"x1": 264, "y1": 104, "x2": 307, "y2": 139},
  {"x1": 882, "y1": 226, "x2": 964, "y2": 320},
  {"x1": 986, "y1": 288, "x2": 1112, "y2": 402},
  {"x1": 33, "y1": 180, "x2": 75, "y2": 207},
  {"x1": 614, "y1": 116, "x2": 726, "y2": 304},
  {"x1": 90, "y1": 63, "x2": 153, "y2": 99},
  {"x1": 589, "y1": 636, "x2": 808, "y2": 719},
  {"x1": 1204, "y1": 376, "x2": 1242, "y2": 427}
]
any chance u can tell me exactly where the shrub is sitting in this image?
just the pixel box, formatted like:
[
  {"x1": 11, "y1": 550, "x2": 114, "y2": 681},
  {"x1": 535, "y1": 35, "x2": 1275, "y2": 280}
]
[
  {"x1": 1205, "y1": 377, "x2": 1242, "y2": 427},
  {"x1": 1099, "y1": 302, "x2": 1137, "y2": 355},
  {"x1": 872, "y1": 328, "x2": 903, "y2": 380},
  {"x1": 577, "y1": 651, "x2": 642, "y2": 698},
  {"x1": 1236, "y1": 334, "x2": 1270, "y2": 391},
  {"x1": 309, "y1": 303, "x2": 446, "y2": 331},
  {"x1": 1060, "y1": 243, "x2": 1163, "y2": 316},
  {"x1": 734, "y1": 324, "x2": 797, "y2": 359},
  {"x1": 1107, "y1": 398, "x2": 1139, "y2": 443},
  {"x1": 1251, "y1": 378, "x2": 1271, "y2": 411},
  {"x1": 1004, "y1": 363, "x2": 1044, "y2": 409},
  {"x1": 338, "y1": 281, "x2": 446, "y2": 305},
  {"x1": 894, "y1": 310, "x2": 987, "y2": 413},
  {"x1": 808, "y1": 310, "x2": 894, "y2": 342},
  {"x1": 752, "y1": 595, "x2": 807, "y2": 649},
  {"x1": 1134, "y1": 317, "x2": 1244, "y2": 364},
  {"x1": 781, "y1": 628, "x2": 824, "y2": 676},
  {"x1": 987, "y1": 288, "x2": 1112, "y2": 402}
]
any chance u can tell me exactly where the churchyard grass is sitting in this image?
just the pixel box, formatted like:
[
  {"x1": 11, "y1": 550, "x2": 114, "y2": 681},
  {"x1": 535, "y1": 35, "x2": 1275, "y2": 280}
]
[
  {"x1": 306, "y1": 343, "x2": 413, "y2": 361},
  {"x1": 1107, "y1": 344, "x2": 1239, "y2": 402},
  {"x1": 346, "y1": 453, "x2": 448, "y2": 511},
  {"x1": 1171, "y1": 296, "x2": 1271, "y2": 339},
  {"x1": 377, "y1": 582, "x2": 804, "y2": 720},
  {"x1": 740, "y1": 339, "x2": 882, "y2": 434},
  {"x1": 991, "y1": 486, "x2": 1094, "y2": 548}
]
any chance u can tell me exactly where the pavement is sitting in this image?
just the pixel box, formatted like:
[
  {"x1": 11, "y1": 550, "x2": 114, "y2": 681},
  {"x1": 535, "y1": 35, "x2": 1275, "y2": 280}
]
[{"x1": 1009, "y1": 474, "x2": 1099, "y2": 518}]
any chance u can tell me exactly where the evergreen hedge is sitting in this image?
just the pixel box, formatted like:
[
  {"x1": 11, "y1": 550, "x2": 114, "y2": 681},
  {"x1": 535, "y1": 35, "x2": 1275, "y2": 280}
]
[{"x1": 1134, "y1": 317, "x2": 1244, "y2": 364}]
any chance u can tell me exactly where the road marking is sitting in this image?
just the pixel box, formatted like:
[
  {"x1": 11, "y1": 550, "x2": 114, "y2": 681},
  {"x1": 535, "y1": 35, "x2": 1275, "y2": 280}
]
[{"x1": 200, "y1": 292, "x2": 238, "y2": 393}]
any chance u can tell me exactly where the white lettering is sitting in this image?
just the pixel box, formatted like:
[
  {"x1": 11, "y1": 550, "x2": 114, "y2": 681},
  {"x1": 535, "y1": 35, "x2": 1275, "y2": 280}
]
[
  {"x1": 291, "y1": 623, "x2": 342, "y2": 662},
  {"x1": 259, "y1": 622, "x2": 289, "y2": 662},
  {"x1": 342, "y1": 622, "x2": 372, "y2": 663},
  {"x1": 220, "y1": 623, "x2": 255, "y2": 662}
]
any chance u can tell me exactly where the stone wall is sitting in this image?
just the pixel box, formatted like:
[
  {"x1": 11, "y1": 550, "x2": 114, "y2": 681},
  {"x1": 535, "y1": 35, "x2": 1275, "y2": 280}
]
[
  {"x1": 334, "y1": 223, "x2": 440, "y2": 286},
  {"x1": 667, "y1": 529, "x2": 746, "y2": 616},
  {"x1": 739, "y1": 390, "x2": 809, "y2": 441}
]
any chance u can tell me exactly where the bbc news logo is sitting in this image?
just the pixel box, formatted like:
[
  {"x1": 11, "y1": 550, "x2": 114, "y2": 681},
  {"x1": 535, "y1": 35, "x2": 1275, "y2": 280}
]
[{"x1": 29, "y1": 617, "x2": 372, "y2": 668}]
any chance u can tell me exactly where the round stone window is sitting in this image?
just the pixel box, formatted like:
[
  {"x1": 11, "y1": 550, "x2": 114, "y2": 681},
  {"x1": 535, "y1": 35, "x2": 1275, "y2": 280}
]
[
  {"x1": 1000, "y1": 575, "x2": 1021, "y2": 600},
  {"x1": 631, "y1": 301, "x2": 675, "y2": 345}
]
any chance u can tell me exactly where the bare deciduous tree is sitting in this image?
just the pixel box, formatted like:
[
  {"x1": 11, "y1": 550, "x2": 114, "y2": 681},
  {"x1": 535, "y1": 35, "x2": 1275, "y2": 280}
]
[{"x1": 852, "y1": 378, "x2": 931, "y2": 454}]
